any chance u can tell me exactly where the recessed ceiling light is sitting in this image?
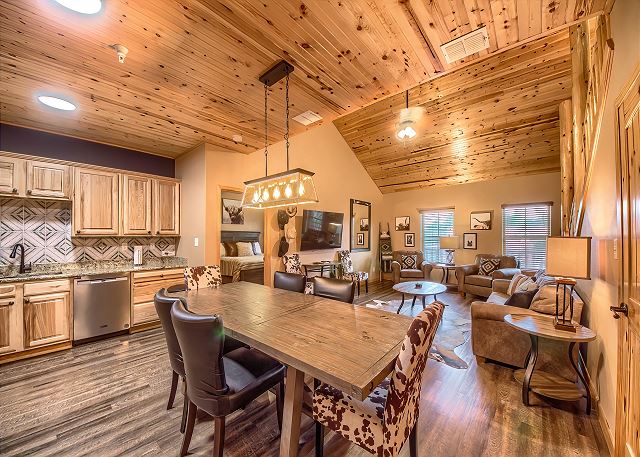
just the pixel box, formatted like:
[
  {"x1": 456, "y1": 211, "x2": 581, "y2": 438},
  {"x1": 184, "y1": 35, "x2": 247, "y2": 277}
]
[
  {"x1": 37, "y1": 95, "x2": 77, "y2": 111},
  {"x1": 53, "y1": 0, "x2": 102, "y2": 14}
]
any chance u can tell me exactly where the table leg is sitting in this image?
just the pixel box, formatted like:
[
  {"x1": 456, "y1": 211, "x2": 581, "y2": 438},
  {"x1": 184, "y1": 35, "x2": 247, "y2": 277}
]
[
  {"x1": 279, "y1": 366, "x2": 305, "y2": 457},
  {"x1": 421, "y1": 295, "x2": 426, "y2": 309},
  {"x1": 522, "y1": 335, "x2": 538, "y2": 406},
  {"x1": 397, "y1": 294, "x2": 405, "y2": 314},
  {"x1": 569, "y1": 342, "x2": 591, "y2": 414},
  {"x1": 411, "y1": 296, "x2": 417, "y2": 308},
  {"x1": 443, "y1": 268, "x2": 449, "y2": 285}
]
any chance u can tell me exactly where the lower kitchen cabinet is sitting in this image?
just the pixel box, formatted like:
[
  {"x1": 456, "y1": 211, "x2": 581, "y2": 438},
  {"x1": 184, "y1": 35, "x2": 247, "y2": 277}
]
[
  {"x1": 0, "y1": 284, "x2": 23, "y2": 355},
  {"x1": 131, "y1": 268, "x2": 184, "y2": 327},
  {"x1": 23, "y1": 280, "x2": 72, "y2": 349}
]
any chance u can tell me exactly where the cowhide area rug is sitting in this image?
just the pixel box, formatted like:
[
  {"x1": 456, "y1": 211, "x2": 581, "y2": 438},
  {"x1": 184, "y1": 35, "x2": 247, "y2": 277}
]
[{"x1": 365, "y1": 299, "x2": 472, "y2": 369}]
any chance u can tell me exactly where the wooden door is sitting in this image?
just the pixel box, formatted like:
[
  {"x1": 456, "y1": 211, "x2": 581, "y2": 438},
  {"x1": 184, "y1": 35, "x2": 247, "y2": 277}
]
[
  {"x1": 0, "y1": 284, "x2": 23, "y2": 355},
  {"x1": 73, "y1": 167, "x2": 120, "y2": 236},
  {"x1": 0, "y1": 156, "x2": 25, "y2": 197},
  {"x1": 615, "y1": 68, "x2": 640, "y2": 457},
  {"x1": 153, "y1": 179, "x2": 180, "y2": 236},
  {"x1": 122, "y1": 174, "x2": 152, "y2": 235},
  {"x1": 23, "y1": 291, "x2": 71, "y2": 348},
  {"x1": 25, "y1": 160, "x2": 71, "y2": 199}
]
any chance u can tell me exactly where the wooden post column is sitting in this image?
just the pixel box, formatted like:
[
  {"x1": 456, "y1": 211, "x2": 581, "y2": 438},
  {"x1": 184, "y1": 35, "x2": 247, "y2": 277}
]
[{"x1": 559, "y1": 99, "x2": 574, "y2": 236}]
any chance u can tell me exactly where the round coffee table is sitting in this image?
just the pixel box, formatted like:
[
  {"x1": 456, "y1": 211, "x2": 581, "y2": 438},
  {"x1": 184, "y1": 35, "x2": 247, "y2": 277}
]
[{"x1": 392, "y1": 281, "x2": 447, "y2": 314}]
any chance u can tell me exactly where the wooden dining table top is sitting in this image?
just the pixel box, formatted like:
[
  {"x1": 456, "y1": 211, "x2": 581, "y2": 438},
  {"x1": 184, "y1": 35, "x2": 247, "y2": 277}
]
[{"x1": 172, "y1": 281, "x2": 412, "y2": 400}]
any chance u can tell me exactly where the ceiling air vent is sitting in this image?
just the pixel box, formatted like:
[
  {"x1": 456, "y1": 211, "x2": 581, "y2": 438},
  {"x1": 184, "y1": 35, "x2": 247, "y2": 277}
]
[
  {"x1": 293, "y1": 110, "x2": 323, "y2": 126},
  {"x1": 440, "y1": 26, "x2": 489, "y2": 64}
]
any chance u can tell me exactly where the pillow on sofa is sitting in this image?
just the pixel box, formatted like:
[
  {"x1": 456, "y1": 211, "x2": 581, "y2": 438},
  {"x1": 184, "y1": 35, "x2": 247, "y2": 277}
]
[
  {"x1": 401, "y1": 254, "x2": 418, "y2": 269},
  {"x1": 507, "y1": 273, "x2": 529, "y2": 295},
  {"x1": 504, "y1": 289, "x2": 538, "y2": 308},
  {"x1": 535, "y1": 274, "x2": 557, "y2": 288},
  {"x1": 530, "y1": 284, "x2": 570, "y2": 317},
  {"x1": 479, "y1": 258, "x2": 501, "y2": 276}
]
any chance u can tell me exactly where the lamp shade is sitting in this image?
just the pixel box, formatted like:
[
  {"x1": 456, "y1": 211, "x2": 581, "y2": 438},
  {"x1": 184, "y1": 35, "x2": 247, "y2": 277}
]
[
  {"x1": 439, "y1": 236, "x2": 460, "y2": 250},
  {"x1": 546, "y1": 236, "x2": 591, "y2": 280}
]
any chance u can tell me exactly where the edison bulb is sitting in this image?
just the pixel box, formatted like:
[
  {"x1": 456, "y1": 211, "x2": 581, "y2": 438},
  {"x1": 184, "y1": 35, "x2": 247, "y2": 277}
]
[
  {"x1": 262, "y1": 188, "x2": 270, "y2": 201},
  {"x1": 298, "y1": 182, "x2": 305, "y2": 196},
  {"x1": 284, "y1": 184, "x2": 293, "y2": 198},
  {"x1": 273, "y1": 186, "x2": 281, "y2": 199},
  {"x1": 252, "y1": 190, "x2": 259, "y2": 203}
]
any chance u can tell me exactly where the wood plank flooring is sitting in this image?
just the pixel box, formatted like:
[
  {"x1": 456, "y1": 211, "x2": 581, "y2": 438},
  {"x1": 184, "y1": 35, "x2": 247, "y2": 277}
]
[{"x1": 0, "y1": 281, "x2": 609, "y2": 456}]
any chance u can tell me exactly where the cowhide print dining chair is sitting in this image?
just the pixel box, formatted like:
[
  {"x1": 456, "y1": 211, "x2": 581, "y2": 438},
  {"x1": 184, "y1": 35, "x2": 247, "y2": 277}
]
[
  {"x1": 312, "y1": 301, "x2": 445, "y2": 457},
  {"x1": 282, "y1": 253, "x2": 314, "y2": 294},
  {"x1": 184, "y1": 265, "x2": 222, "y2": 291},
  {"x1": 337, "y1": 250, "x2": 369, "y2": 296}
]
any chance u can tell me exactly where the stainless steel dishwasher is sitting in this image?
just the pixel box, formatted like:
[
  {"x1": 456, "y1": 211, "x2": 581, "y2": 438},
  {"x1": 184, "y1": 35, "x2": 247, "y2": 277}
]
[{"x1": 73, "y1": 273, "x2": 131, "y2": 341}]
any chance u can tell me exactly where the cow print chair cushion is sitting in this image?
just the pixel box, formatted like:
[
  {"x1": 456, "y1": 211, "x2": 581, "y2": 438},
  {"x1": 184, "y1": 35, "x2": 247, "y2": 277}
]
[{"x1": 184, "y1": 265, "x2": 222, "y2": 291}]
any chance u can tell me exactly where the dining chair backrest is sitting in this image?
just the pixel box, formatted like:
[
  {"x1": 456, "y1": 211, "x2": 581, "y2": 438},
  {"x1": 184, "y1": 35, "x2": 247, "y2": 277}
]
[
  {"x1": 382, "y1": 302, "x2": 444, "y2": 455},
  {"x1": 312, "y1": 276, "x2": 356, "y2": 304},
  {"x1": 282, "y1": 253, "x2": 303, "y2": 274},
  {"x1": 154, "y1": 289, "x2": 188, "y2": 377},
  {"x1": 184, "y1": 265, "x2": 222, "y2": 291},
  {"x1": 170, "y1": 300, "x2": 229, "y2": 416},
  {"x1": 337, "y1": 250, "x2": 354, "y2": 274},
  {"x1": 273, "y1": 271, "x2": 306, "y2": 293}
]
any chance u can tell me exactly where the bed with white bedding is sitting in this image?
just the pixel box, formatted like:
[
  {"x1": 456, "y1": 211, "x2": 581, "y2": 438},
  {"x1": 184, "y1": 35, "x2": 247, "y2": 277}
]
[{"x1": 220, "y1": 231, "x2": 264, "y2": 284}]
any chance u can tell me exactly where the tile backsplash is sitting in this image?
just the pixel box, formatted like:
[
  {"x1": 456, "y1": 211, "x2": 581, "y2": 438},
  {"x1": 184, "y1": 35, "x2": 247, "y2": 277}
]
[{"x1": 0, "y1": 199, "x2": 177, "y2": 267}]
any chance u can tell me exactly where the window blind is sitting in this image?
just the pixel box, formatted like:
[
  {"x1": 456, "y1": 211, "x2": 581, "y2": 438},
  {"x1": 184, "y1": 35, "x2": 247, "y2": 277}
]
[
  {"x1": 502, "y1": 204, "x2": 551, "y2": 269},
  {"x1": 421, "y1": 209, "x2": 454, "y2": 263}
]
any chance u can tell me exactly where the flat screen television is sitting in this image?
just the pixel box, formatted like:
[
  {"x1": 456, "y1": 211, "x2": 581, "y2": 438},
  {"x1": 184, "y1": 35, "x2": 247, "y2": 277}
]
[{"x1": 300, "y1": 210, "x2": 344, "y2": 251}]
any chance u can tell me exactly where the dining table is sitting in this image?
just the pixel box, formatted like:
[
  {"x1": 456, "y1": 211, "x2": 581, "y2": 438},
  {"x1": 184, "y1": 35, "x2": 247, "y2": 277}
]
[{"x1": 172, "y1": 281, "x2": 413, "y2": 457}]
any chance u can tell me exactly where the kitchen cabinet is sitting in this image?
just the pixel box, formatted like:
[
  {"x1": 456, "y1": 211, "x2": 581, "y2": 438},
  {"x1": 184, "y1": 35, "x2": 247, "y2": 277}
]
[
  {"x1": 0, "y1": 156, "x2": 25, "y2": 197},
  {"x1": 0, "y1": 284, "x2": 23, "y2": 355},
  {"x1": 153, "y1": 179, "x2": 180, "y2": 236},
  {"x1": 122, "y1": 174, "x2": 153, "y2": 235},
  {"x1": 131, "y1": 268, "x2": 184, "y2": 327},
  {"x1": 26, "y1": 160, "x2": 71, "y2": 199},
  {"x1": 23, "y1": 279, "x2": 71, "y2": 349},
  {"x1": 73, "y1": 167, "x2": 120, "y2": 236}
]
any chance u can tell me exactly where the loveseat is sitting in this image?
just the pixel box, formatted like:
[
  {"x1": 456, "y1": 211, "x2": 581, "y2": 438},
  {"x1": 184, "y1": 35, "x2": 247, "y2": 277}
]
[
  {"x1": 456, "y1": 254, "x2": 520, "y2": 297},
  {"x1": 390, "y1": 250, "x2": 433, "y2": 284}
]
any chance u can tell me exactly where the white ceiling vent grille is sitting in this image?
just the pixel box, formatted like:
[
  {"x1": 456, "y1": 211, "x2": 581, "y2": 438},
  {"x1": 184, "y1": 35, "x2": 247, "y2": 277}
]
[
  {"x1": 293, "y1": 110, "x2": 323, "y2": 126},
  {"x1": 440, "y1": 26, "x2": 489, "y2": 64}
]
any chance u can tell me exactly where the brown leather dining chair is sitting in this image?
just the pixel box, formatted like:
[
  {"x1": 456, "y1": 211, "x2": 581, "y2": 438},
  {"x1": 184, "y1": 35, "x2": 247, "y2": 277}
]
[
  {"x1": 312, "y1": 276, "x2": 356, "y2": 303},
  {"x1": 313, "y1": 302, "x2": 444, "y2": 457},
  {"x1": 170, "y1": 299, "x2": 286, "y2": 457},
  {"x1": 274, "y1": 271, "x2": 306, "y2": 293}
]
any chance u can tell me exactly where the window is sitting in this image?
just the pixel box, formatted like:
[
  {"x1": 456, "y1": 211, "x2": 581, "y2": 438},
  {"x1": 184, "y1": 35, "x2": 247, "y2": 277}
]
[
  {"x1": 421, "y1": 209, "x2": 454, "y2": 263},
  {"x1": 502, "y1": 203, "x2": 552, "y2": 269}
]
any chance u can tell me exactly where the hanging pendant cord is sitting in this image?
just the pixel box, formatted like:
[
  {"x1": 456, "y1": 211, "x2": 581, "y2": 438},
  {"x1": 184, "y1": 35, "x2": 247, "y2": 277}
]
[
  {"x1": 264, "y1": 83, "x2": 268, "y2": 176},
  {"x1": 285, "y1": 71, "x2": 290, "y2": 171}
]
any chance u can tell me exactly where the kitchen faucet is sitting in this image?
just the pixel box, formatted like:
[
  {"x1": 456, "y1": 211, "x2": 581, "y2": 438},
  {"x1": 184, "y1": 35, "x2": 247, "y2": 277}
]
[{"x1": 10, "y1": 243, "x2": 32, "y2": 274}]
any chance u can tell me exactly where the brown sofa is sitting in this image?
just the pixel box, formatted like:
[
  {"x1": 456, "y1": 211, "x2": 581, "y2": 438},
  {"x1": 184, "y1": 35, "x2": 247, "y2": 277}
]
[
  {"x1": 455, "y1": 254, "x2": 520, "y2": 297},
  {"x1": 390, "y1": 250, "x2": 433, "y2": 284},
  {"x1": 470, "y1": 278, "x2": 584, "y2": 381}
]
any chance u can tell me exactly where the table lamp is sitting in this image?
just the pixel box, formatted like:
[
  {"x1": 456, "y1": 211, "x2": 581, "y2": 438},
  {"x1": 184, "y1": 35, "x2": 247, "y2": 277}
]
[
  {"x1": 546, "y1": 236, "x2": 591, "y2": 331},
  {"x1": 439, "y1": 236, "x2": 460, "y2": 265}
]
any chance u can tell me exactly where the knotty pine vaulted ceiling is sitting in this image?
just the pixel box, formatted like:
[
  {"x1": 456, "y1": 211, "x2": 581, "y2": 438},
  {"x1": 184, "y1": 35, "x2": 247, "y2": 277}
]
[{"x1": 0, "y1": 0, "x2": 600, "y2": 159}]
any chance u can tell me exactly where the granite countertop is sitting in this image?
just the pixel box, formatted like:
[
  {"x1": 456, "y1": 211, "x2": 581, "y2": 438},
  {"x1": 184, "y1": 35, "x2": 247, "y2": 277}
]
[{"x1": 0, "y1": 257, "x2": 188, "y2": 284}]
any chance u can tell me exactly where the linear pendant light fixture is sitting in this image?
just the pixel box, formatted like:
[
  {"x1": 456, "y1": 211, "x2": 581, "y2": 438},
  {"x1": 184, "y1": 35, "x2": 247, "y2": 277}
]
[{"x1": 241, "y1": 61, "x2": 318, "y2": 209}]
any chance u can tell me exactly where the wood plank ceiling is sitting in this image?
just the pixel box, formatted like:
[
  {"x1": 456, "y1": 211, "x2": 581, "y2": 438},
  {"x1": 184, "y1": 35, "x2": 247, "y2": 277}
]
[
  {"x1": 0, "y1": 0, "x2": 597, "y2": 159},
  {"x1": 335, "y1": 30, "x2": 573, "y2": 192}
]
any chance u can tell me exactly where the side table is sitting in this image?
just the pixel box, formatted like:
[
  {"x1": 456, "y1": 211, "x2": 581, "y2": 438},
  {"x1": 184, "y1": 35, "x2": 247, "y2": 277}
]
[
  {"x1": 504, "y1": 313, "x2": 596, "y2": 414},
  {"x1": 430, "y1": 263, "x2": 457, "y2": 286}
]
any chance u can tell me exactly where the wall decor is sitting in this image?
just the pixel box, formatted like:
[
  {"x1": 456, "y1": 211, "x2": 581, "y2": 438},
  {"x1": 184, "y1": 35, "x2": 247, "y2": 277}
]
[
  {"x1": 395, "y1": 216, "x2": 410, "y2": 231},
  {"x1": 357, "y1": 233, "x2": 365, "y2": 246},
  {"x1": 463, "y1": 232, "x2": 477, "y2": 250},
  {"x1": 350, "y1": 199, "x2": 371, "y2": 252},
  {"x1": 222, "y1": 198, "x2": 244, "y2": 224},
  {"x1": 359, "y1": 218, "x2": 369, "y2": 231},
  {"x1": 470, "y1": 211, "x2": 492, "y2": 230},
  {"x1": 404, "y1": 232, "x2": 415, "y2": 247}
]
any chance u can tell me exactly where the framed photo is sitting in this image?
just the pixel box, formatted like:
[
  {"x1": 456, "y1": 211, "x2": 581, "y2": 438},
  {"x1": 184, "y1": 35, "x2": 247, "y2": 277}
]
[
  {"x1": 404, "y1": 232, "x2": 415, "y2": 247},
  {"x1": 359, "y1": 218, "x2": 369, "y2": 231},
  {"x1": 463, "y1": 232, "x2": 477, "y2": 250},
  {"x1": 357, "y1": 233, "x2": 365, "y2": 245},
  {"x1": 395, "y1": 216, "x2": 410, "y2": 231},
  {"x1": 470, "y1": 211, "x2": 492, "y2": 230},
  {"x1": 222, "y1": 198, "x2": 244, "y2": 224}
]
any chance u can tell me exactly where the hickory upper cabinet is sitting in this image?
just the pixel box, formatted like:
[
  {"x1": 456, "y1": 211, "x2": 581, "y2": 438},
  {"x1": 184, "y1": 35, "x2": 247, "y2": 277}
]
[
  {"x1": 25, "y1": 160, "x2": 71, "y2": 199},
  {"x1": 73, "y1": 167, "x2": 120, "y2": 236},
  {"x1": 153, "y1": 179, "x2": 180, "y2": 236},
  {"x1": 0, "y1": 156, "x2": 25, "y2": 197},
  {"x1": 121, "y1": 174, "x2": 153, "y2": 235}
]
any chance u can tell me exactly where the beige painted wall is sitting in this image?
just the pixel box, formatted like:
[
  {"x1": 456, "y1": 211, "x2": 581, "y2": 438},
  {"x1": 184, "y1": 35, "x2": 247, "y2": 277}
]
[
  {"x1": 577, "y1": 0, "x2": 640, "y2": 445},
  {"x1": 381, "y1": 172, "x2": 562, "y2": 277}
]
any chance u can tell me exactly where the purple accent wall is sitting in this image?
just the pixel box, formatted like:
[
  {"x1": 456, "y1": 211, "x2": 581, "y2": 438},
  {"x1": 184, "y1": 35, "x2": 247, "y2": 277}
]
[{"x1": 0, "y1": 124, "x2": 175, "y2": 177}]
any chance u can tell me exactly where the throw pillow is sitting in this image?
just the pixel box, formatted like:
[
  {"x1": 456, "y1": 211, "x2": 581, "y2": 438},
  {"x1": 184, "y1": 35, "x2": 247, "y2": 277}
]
[
  {"x1": 535, "y1": 274, "x2": 557, "y2": 288},
  {"x1": 401, "y1": 254, "x2": 418, "y2": 269},
  {"x1": 224, "y1": 242, "x2": 238, "y2": 257},
  {"x1": 478, "y1": 258, "x2": 501, "y2": 276},
  {"x1": 507, "y1": 273, "x2": 528, "y2": 295},
  {"x1": 530, "y1": 285, "x2": 570, "y2": 318},
  {"x1": 252, "y1": 241, "x2": 262, "y2": 255},
  {"x1": 220, "y1": 243, "x2": 228, "y2": 257},
  {"x1": 516, "y1": 277, "x2": 538, "y2": 293},
  {"x1": 504, "y1": 289, "x2": 538, "y2": 308},
  {"x1": 237, "y1": 242, "x2": 254, "y2": 257}
]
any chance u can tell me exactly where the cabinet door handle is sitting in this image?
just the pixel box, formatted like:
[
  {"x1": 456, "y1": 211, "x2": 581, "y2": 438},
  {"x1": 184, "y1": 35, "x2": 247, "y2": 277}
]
[
  {"x1": 76, "y1": 230, "x2": 81, "y2": 234},
  {"x1": 12, "y1": 188, "x2": 18, "y2": 194},
  {"x1": 148, "y1": 231, "x2": 151, "y2": 234},
  {"x1": 26, "y1": 189, "x2": 32, "y2": 195},
  {"x1": 156, "y1": 231, "x2": 160, "y2": 235},
  {"x1": 24, "y1": 298, "x2": 30, "y2": 304},
  {"x1": 7, "y1": 301, "x2": 14, "y2": 306}
]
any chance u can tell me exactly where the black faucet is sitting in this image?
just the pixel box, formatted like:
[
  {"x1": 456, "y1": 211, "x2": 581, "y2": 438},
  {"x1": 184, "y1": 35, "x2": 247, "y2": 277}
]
[{"x1": 10, "y1": 243, "x2": 31, "y2": 274}]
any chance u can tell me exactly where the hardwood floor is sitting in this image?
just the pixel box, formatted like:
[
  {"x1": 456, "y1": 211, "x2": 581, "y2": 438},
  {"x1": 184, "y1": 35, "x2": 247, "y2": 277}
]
[{"x1": 0, "y1": 281, "x2": 609, "y2": 456}]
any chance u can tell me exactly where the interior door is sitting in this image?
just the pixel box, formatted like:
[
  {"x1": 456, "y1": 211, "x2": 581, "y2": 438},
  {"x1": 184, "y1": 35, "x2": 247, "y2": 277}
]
[{"x1": 615, "y1": 68, "x2": 639, "y2": 457}]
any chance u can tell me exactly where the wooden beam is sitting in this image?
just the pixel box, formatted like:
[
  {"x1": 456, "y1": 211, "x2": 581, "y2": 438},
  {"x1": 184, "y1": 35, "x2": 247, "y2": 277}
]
[{"x1": 559, "y1": 99, "x2": 574, "y2": 236}]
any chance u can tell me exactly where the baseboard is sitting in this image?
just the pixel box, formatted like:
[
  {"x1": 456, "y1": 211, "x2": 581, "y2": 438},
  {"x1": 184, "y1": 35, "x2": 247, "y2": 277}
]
[
  {"x1": 580, "y1": 352, "x2": 615, "y2": 456},
  {"x1": 598, "y1": 402, "x2": 615, "y2": 456}
]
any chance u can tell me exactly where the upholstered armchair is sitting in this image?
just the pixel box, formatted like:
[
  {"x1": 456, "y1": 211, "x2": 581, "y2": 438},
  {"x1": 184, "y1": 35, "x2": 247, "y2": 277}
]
[
  {"x1": 455, "y1": 254, "x2": 519, "y2": 297},
  {"x1": 390, "y1": 251, "x2": 433, "y2": 284}
]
